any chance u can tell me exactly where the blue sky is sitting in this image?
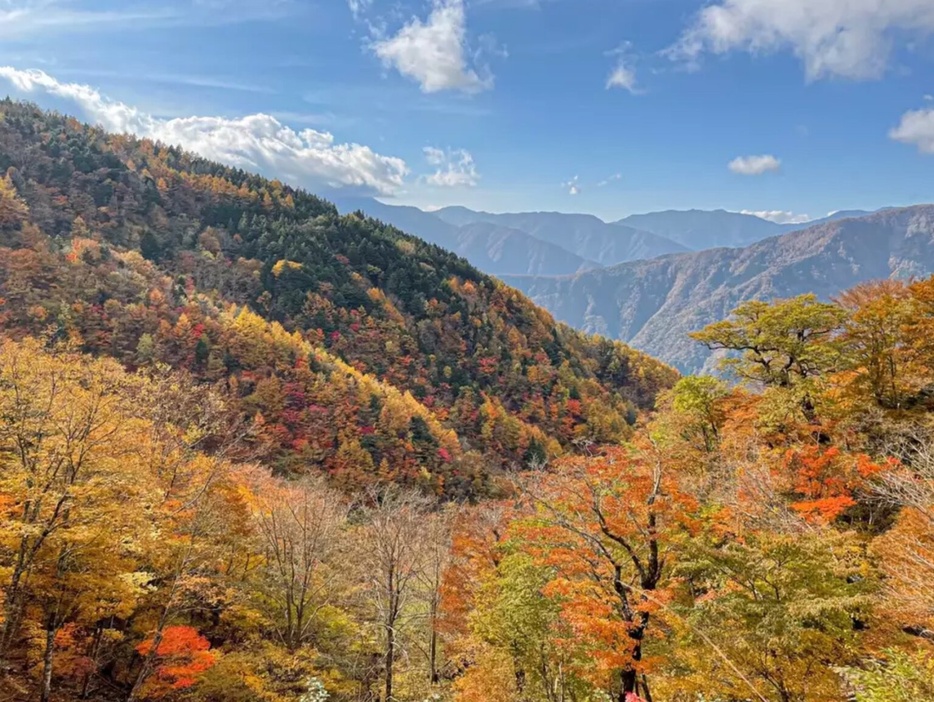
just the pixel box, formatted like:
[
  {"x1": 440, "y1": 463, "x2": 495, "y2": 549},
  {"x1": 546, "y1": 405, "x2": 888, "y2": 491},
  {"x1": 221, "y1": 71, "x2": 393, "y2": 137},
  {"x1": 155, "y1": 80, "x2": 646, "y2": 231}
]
[{"x1": 0, "y1": 0, "x2": 933, "y2": 222}]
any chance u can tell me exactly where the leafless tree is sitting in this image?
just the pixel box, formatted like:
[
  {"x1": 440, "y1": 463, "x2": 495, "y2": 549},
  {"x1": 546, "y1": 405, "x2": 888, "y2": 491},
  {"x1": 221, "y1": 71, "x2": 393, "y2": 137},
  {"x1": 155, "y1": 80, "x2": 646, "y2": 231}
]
[
  {"x1": 252, "y1": 475, "x2": 350, "y2": 651},
  {"x1": 871, "y1": 430, "x2": 934, "y2": 641},
  {"x1": 414, "y1": 508, "x2": 453, "y2": 685},
  {"x1": 358, "y1": 486, "x2": 435, "y2": 702}
]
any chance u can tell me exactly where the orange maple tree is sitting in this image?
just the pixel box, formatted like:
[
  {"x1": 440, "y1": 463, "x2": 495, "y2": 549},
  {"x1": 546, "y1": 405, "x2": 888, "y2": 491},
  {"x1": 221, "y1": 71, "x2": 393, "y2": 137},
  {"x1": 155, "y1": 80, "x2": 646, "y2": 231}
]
[
  {"x1": 781, "y1": 446, "x2": 888, "y2": 524},
  {"x1": 519, "y1": 445, "x2": 695, "y2": 701},
  {"x1": 134, "y1": 626, "x2": 216, "y2": 697}
]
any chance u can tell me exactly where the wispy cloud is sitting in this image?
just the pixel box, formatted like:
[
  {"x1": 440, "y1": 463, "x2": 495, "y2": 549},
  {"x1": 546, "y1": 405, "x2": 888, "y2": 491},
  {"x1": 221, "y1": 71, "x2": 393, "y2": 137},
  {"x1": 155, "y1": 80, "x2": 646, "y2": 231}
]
[
  {"x1": 51, "y1": 67, "x2": 277, "y2": 95},
  {"x1": 740, "y1": 209, "x2": 811, "y2": 224},
  {"x1": 605, "y1": 43, "x2": 639, "y2": 94},
  {"x1": 728, "y1": 154, "x2": 781, "y2": 176},
  {"x1": 606, "y1": 63, "x2": 637, "y2": 92},
  {"x1": 347, "y1": 0, "x2": 375, "y2": 21},
  {"x1": 0, "y1": 66, "x2": 408, "y2": 196},
  {"x1": 303, "y1": 83, "x2": 493, "y2": 119},
  {"x1": 472, "y1": 0, "x2": 544, "y2": 8},
  {"x1": 597, "y1": 173, "x2": 622, "y2": 187},
  {"x1": 423, "y1": 146, "x2": 479, "y2": 187},
  {"x1": 562, "y1": 175, "x2": 581, "y2": 196},
  {"x1": 0, "y1": 0, "x2": 292, "y2": 39}
]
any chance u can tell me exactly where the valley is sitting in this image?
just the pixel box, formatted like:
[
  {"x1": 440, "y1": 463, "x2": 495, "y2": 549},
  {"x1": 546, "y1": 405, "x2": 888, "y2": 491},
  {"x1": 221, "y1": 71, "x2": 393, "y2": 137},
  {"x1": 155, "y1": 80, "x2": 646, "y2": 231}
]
[{"x1": 0, "y1": 103, "x2": 930, "y2": 702}]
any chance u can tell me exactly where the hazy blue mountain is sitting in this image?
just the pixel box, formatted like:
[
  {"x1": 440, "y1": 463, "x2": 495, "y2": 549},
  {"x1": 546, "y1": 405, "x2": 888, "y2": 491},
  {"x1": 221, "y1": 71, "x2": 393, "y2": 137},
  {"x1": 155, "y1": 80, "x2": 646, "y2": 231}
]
[
  {"x1": 330, "y1": 197, "x2": 595, "y2": 276},
  {"x1": 504, "y1": 205, "x2": 934, "y2": 373},
  {"x1": 617, "y1": 208, "x2": 875, "y2": 251},
  {"x1": 452, "y1": 221, "x2": 600, "y2": 276},
  {"x1": 432, "y1": 205, "x2": 492, "y2": 228},
  {"x1": 617, "y1": 209, "x2": 784, "y2": 249},
  {"x1": 434, "y1": 208, "x2": 688, "y2": 264}
]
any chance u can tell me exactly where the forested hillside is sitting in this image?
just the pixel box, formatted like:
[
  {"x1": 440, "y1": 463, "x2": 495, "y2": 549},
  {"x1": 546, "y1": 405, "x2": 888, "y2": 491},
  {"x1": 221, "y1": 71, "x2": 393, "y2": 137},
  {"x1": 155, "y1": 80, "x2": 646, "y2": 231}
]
[
  {"x1": 0, "y1": 101, "x2": 674, "y2": 495},
  {"x1": 3, "y1": 281, "x2": 934, "y2": 702}
]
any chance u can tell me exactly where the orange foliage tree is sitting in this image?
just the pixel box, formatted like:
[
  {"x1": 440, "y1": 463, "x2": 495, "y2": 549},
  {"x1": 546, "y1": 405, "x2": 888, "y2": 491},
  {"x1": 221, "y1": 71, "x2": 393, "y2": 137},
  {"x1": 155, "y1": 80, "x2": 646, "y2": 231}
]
[
  {"x1": 134, "y1": 626, "x2": 216, "y2": 697},
  {"x1": 519, "y1": 445, "x2": 695, "y2": 701}
]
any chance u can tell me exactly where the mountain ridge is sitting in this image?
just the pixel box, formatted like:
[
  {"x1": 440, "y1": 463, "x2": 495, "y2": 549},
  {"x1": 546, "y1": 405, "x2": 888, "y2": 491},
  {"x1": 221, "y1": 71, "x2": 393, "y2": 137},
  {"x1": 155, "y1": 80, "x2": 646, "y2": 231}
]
[
  {"x1": 616, "y1": 208, "x2": 875, "y2": 250},
  {"x1": 433, "y1": 206, "x2": 690, "y2": 265},
  {"x1": 504, "y1": 205, "x2": 934, "y2": 372}
]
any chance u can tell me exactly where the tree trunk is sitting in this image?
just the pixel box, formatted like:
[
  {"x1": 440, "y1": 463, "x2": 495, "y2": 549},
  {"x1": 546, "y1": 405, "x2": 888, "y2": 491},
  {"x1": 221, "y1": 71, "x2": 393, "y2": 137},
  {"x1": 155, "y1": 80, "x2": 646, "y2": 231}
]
[
  {"x1": 0, "y1": 558, "x2": 27, "y2": 656},
  {"x1": 384, "y1": 623, "x2": 394, "y2": 702},
  {"x1": 40, "y1": 624, "x2": 55, "y2": 702},
  {"x1": 619, "y1": 667, "x2": 637, "y2": 700},
  {"x1": 428, "y1": 622, "x2": 438, "y2": 684}
]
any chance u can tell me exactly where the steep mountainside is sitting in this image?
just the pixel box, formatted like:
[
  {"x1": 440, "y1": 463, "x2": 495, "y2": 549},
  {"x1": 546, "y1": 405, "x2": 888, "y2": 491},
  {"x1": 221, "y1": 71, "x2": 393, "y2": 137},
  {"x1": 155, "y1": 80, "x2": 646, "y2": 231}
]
[
  {"x1": 0, "y1": 101, "x2": 676, "y2": 495},
  {"x1": 505, "y1": 206, "x2": 934, "y2": 372},
  {"x1": 617, "y1": 208, "x2": 875, "y2": 250},
  {"x1": 331, "y1": 196, "x2": 597, "y2": 276},
  {"x1": 433, "y1": 207, "x2": 688, "y2": 265}
]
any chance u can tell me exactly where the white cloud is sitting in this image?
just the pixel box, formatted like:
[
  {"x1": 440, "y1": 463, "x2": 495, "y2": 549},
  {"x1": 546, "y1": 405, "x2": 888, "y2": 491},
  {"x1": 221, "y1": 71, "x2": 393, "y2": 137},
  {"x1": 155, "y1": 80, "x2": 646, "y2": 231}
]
[
  {"x1": 373, "y1": 0, "x2": 492, "y2": 94},
  {"x1": 728, "y1": 154, "x2": 781, "y2": 175},
  {"x1": 563, "y1": 176, "x2": 581, "y2": 196},
  {"x1": 890, "y1": 107, "x2": 934, "y2": 154},
  {"x1": 669, "y1": 0, "x2": 934, "y2": 81},
  {"x1": 740, "y1": 209, "x2": 811, "y2": 224},
  {"x1": 0, "y1": 67, "x2": 408, "y2": 195},
  {"x1": 597, "y1": 173, "x2": 622, "y2": 187},
  {"x1": 605, "y1": 43, "x2": 639, "y2": 93},
  {"x1": 422, "y1": 146, "x2": 479, "y2": 187},
  {"x1": 606, "y1": 62, "x2": 638, "y2": 92}
]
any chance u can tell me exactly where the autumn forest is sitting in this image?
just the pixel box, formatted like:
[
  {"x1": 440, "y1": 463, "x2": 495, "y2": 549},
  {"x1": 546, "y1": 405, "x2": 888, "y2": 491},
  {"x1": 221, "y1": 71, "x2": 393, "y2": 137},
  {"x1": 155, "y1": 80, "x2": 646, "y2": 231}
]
[{"x1": 0, "y1": 101, "x2": 932, "y2": 702}]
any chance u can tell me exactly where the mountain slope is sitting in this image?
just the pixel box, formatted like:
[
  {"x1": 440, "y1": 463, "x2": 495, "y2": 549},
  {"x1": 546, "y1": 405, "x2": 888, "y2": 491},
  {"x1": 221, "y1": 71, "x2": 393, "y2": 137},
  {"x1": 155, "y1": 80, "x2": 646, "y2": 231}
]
[
  {"x1": 505, "y1": 206, "x2": 934, "y2": 373},
  {"x1": 434, "y1": 207, "x2": 689, "y2": 265},
  {"x1": 0, "y1": 100, "x2": 676, "y2": 494}
]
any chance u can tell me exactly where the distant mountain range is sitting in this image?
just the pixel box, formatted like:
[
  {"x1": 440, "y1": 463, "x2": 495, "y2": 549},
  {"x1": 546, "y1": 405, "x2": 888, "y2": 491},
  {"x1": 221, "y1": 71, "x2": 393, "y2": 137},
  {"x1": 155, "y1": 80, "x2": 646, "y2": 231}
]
[
  {"x1": 503, "y1": 206, "x2": 934, "y2": 372},
  {"x1": 331, "y1": 197, "x2": 879, "y2": 279},
  {"x1": 331, "y1": 197, "x2": 688, "y2": 276},
  {"x1": 431, "y1": 207, "x2": 690, "y2": 266},
  {"x1": 616, "y1": 209, "x2": 872, "y2": 249}
]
